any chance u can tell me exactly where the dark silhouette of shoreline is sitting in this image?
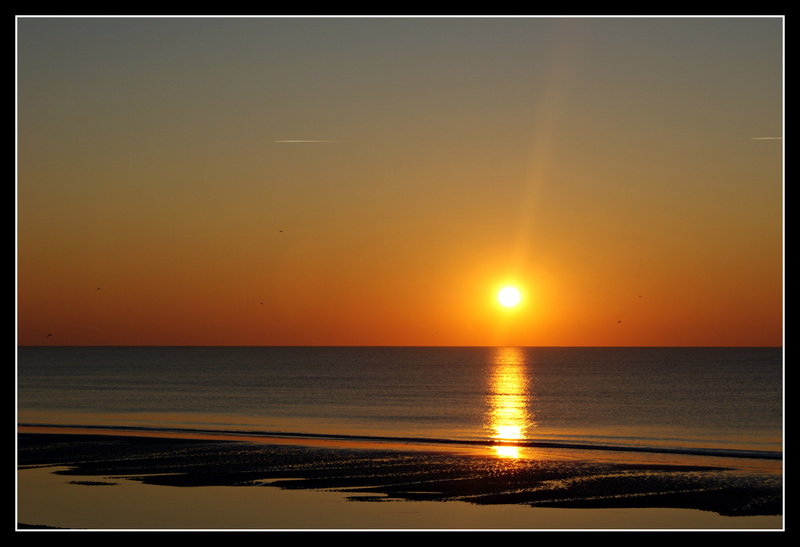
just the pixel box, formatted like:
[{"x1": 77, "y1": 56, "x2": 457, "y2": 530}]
[{"x1": 17, "y1": 432, "x2": 782, "y2": 524}]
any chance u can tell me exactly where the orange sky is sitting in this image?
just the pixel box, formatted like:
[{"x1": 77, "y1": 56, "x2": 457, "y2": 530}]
[{"x1": 16, "y1": 16, "x2": 783, "y2": 347}]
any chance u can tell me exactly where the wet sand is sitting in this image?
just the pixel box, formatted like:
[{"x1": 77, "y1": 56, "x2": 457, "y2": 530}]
[{"x1": 16, "y1": 431, "x2": 783, "y2": 530}]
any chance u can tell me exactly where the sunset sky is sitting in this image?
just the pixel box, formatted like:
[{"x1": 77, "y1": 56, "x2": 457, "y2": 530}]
[{"x1": 16, "y1": 16, "x2": 783, "y2": 347}]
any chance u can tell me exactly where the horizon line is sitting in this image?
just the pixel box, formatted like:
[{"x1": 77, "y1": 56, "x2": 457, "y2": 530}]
[{"x1": 16, "y1": 344, "x2": 784, "y2": 349}]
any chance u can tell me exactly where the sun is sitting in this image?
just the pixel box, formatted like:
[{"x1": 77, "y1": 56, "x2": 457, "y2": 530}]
[{"x1": 497, "y1": 286, "x2": 521, "y2": 307}]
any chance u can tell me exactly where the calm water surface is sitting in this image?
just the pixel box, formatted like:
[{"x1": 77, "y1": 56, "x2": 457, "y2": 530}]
[{"x1": 17, "y1": 346, "x2": 783, "y2": 462}]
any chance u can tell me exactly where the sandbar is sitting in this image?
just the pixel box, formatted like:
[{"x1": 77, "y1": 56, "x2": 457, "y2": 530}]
[{"x1": 16, "y1": 430, "x2": 783, "y2": 531}]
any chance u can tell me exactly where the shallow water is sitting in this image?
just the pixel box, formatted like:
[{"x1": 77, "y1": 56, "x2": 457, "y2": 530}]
[{"x1": 16, "y1": 464, "x2": 783, "y2": 530}]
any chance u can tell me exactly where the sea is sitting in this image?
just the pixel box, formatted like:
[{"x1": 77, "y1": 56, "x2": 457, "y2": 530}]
[{"x1": 16, "y1": 346, "x2": 783, "y2": 466}]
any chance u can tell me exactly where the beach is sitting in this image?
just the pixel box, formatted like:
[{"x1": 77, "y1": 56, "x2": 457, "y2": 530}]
[{"x1": 16, "y1": 430, "x2": 783, "y2": 530}]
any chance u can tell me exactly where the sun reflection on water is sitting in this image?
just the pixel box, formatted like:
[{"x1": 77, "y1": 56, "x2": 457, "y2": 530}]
[{"x1": 486, "y1": 347, "x2": 534, "y2": 458}]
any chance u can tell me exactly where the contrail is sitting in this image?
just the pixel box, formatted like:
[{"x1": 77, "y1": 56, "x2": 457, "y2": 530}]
[{"x1": 274, "y1": 139, "x2": 344, "y2": 143}]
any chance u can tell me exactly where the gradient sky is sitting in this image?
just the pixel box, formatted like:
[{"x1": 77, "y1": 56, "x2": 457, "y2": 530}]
[{"x1": 16, "y1": 16, "x2": 783, "y2": 347}]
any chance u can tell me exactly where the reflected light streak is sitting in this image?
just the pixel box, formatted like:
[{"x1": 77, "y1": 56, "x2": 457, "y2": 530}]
[{"x1": 485, "y1": 347, "x2": 534, "y2": 458}]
